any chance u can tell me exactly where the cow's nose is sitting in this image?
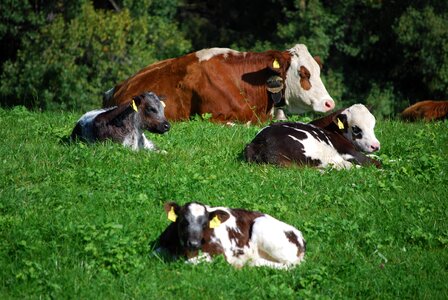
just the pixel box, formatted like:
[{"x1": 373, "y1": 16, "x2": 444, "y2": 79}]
[
  {"x1": 163, "y1": 122, "x2": 171, "y2": 132},
  {"x1": 187, "y1": 240, "x2": 201, "y2": 249},
  {"x1": 324, "y1": 99, "x2": 335, "y2": 111},
  {"x1": 370, "y1": 142, "x2": 380, "y2": 152}
]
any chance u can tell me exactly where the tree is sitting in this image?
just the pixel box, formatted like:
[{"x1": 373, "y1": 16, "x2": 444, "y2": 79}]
[{"x1": 0, "y1": 1, "x2": 190, "y2": 110}]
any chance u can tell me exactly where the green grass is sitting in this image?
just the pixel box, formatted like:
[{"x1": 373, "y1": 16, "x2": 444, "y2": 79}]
[{"x1": 1, "y1": 106, "x2": 447, "y2": 299}]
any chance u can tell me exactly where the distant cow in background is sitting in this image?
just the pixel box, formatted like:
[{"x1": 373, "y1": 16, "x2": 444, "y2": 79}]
[
  {"x1": 157, "y1": 202, "x2": 306, "y2": 269},
  {"x1": 244, "y1": 104, "x2": 381, "y2": 169},
  {"x1": 103, "y1": 44, "x2": 335, "y2": 123},
  {"x1": 401, "y1": 100, "x2": 448, "y2": 121},
  {"x1": 71, "y1": 92, "x2": 170, "y2": 151}
]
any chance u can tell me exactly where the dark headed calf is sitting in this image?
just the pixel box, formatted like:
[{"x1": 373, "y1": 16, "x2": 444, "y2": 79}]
[
  {"x1": 71, "y1": 91, "x2": 170, "y2": 151},
  {"x1": 157, "y1": 201, "x2": 306, "y2": 269}
]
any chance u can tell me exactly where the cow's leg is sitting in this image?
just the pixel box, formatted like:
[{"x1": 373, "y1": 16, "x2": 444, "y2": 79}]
[
  {"x1": 312, "y1": 145, "x2": 353, "y2": 169},
  {"x1": 250, "y1": 216, "x2": 305, "y2": 267},
  {"x1": 344, "y1": 152, "x2": 381, "y2": 168},
  {"x1": 139, "y1": 133, "x2": 157, "y2": 151},
  {"x1": 248, "y1": 256, "x2": 292, "y2": 269},
  {"x1": 186, "y1": 253, "x2": 213, "y2": 264},
  {"x1": 327, "y1": 156, "x2": 353, "y2": 169}
]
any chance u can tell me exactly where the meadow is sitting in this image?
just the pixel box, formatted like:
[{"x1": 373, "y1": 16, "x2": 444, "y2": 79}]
[{"x1": 0, "y1": 106, "x2": 447, "y2": 299}]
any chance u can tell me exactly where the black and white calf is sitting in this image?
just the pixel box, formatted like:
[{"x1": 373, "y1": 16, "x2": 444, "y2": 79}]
[
  {"x1": 71, "y1": 92, "x2": 170, "y2": 151},
  {"x1": 244, "y1": 104, "x2": 381, "y2": 169},
  {"x1": 157, "y1": 202, "x2": 306, "y2": 269}
]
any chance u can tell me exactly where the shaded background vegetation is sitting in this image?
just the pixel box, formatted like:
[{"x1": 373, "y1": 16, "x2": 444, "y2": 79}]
[{"x1": 1, "y1": 0, "x2": 447, "y2": 116}]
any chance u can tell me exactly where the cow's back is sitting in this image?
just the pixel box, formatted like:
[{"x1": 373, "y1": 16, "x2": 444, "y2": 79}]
[
  {"x1": 106, "y1": 49, "x2": 290, "y2": 123},
  {"x1": 244, "y1": 123, "x2": 324, "y2": 167},
  {"x1": 401, "y1": 100, "x2": 448, "y2": 121},
  {"x1": 191, "y1": 52, "x2": 284, "y2": 122},
  {"x1": 109, "y1": 55, "x2": 199, "y2": 121},
  {"x1": 71, "y1": 108, "x2": 110, "y2": 142}
]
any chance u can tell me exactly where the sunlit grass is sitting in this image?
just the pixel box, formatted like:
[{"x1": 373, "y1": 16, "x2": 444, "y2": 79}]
[{"x1": 1, "y1": 107, "x2": 447, "y2": 299}]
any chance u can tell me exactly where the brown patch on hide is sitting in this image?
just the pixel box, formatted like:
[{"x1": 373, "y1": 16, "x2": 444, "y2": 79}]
[{"x1": 299, "y1": 66, "x2": 312, "y2": 90}]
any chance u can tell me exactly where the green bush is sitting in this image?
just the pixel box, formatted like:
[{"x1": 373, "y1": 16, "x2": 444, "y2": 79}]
[
  {"x1": 365, "y1": 83, "x2": 395, "y2": 119},
  {"x1": 0, "y1": 2, "x2": 191, "y2": 111},
  {"x1": 1, "y1": 1, "x2": 447, "y2": 115},
  {"x1": 395, "y1": 6, "x2": 448, "y2": 98}
]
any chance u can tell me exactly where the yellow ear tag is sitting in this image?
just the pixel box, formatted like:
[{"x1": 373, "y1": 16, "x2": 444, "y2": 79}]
[
  {"x1": 160, "y1": 101, "x2": 166, "y2": 108},
  {"x1": 131, "y1": 99, "x2": 138, "y2": 112},
  {"x1": 168, "y1": 207, "x2": 177, "y2": 222},
  {"x1": 337, "y1": 118, "x2": 344, "y2": 130},
  {"x1": 209, "y1": 216, "x2": 221, "y2": 229},
  {"x1": 273, "y1": 59, "x2": 280, "y2": 69}
]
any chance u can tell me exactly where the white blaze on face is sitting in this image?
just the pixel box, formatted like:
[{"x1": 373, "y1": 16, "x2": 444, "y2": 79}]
[
  {"x1": 342, "y1": 104, "x2": 381, "y2": 153},
  {"x1": 189, "y1": 203, "x2": 207, "y2": 218},
  {"x1": 284, "y1": 44, "x2": 335, "y2": 113},
  {"x1": 184, "y1": 203, "x2": 208, "y2": 245}
]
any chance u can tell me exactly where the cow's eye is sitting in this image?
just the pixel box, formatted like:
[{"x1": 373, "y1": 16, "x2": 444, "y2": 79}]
[
  {"x1": 352, "y1": 126, "x2": 362, "y2": 135},
  {"x1": 299, "y1": 66, "x2": 311, "y2": 79},
  {"x1": 147, "y1": 107, "x2": 158, "y2": 114}
]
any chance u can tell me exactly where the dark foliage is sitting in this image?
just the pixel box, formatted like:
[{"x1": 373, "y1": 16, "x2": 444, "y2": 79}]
[{"x1": 1, "y1": 0, "x2": 447, "y2": 116}]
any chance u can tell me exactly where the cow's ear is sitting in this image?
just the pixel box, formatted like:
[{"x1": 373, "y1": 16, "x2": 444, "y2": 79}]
[
  {"x1": 208, "y1": 210, "x2": 230, "y2": 228},
  {"x1": 132, "y1": 94, "x2": 143, "y2": 106},
  {"x1": 333, "y1": 113, "x2": 348, "y2": 131},
  {"x1": 268, "y1": 54, "x2": 289, "y2": 75},
  {"x1": 158, "y1": 95, "x2": 167, "y2": 108},
  {"x1": 314, "y1": 56, "x2": 323, "y2": 69},
  {"x1": 130, "y1": 95, "x2": 142, "y2": 112},
  {"x1": 164, "y1": 202, "x2": 180, "y2": 222}
]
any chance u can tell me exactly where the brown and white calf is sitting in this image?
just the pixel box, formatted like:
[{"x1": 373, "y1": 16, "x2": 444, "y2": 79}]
[
  {"x1": 71, "y1": 91, "x2": 170, "y2": 151},
  {"x1": 157, "y1": 202, "x2": 306, "y2": 269},
  {"x1": 244, "y1": 104, "x2": 381, "y2": 169}
]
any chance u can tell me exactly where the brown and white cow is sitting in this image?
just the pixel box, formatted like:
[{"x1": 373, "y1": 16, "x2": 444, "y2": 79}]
[
  {"x1": 71, "y1": 91, "x2": 170, "y2": 151},
  {"x1": 157, "y1": 202, "x2": 306, "y2": 269},
  {"x1": 244, "y1": 104, "x2": 381, "y2": 169},
  {"x1": 401, "y1": 100, "x2": 448, "y2": 121},
  {"x1": 103, "y1": 44, "x2": 335, "y2": 123}
]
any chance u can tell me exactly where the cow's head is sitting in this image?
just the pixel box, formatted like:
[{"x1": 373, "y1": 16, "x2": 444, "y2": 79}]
[
  {"x1": 283, "y1": 44, "x2": 335, "y2": 114},
  {"x1": 132, "y1": 92, "x2": 171, "y2": 133},
  {"x1": 333, "y1": 104, "x2": 380, "y2": 152},
  {"x1": 164, "y1": 202, "x2": 230, "y2": 252}
]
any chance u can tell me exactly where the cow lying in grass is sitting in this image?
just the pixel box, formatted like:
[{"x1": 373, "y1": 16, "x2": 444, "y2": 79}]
[
  {"x1": 103, "y1": 44, "x2": 335, "y2": 123},
  {"x1": 71, "y1": 91, "x2": 170, "y2": 151},
  {"x1": 244, "y1": 104, "x2": 381, "y2": 169},
  {"x1": 401, "y1": 100, "x2": 448, "y2": 121},
  {"x1": 157, "y1": 202, "x2": 306, "y2": 269}
]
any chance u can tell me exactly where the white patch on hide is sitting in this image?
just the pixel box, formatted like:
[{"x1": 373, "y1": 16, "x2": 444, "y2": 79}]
[
  {"x1": 196, "y1": 48, "x2": 242, "y2": 62},
  {"x1": 206, "y1": 206, "x2": 305, "y2": 269},
  {"x1": 249, "y1": 215, "x2": 305, "y2": 269},
  {"x1": 287, "y1": 133, "x2": 352, "y2": 169}
]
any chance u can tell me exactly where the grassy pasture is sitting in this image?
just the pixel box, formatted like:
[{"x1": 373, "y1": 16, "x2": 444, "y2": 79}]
[{"x1": 0, "y1": 106, "x2": 447, "y2": 299}]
